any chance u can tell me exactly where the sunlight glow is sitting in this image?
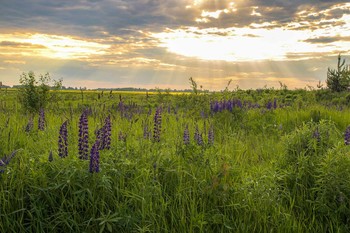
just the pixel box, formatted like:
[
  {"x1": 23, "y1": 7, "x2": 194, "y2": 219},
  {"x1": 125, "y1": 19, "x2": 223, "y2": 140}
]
[
  {"x1": 153, "y1": 22, "x2": 350, "y2": 62},
  {"x1": 0, "y1": 33, "x2": 109, "y2": 59}
]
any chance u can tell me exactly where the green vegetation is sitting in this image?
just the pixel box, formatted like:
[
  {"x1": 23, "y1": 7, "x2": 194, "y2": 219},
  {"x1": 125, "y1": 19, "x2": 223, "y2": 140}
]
[
  {"x1": 18, "y1": 71, "x2": 62, "y2": 113},
  {"x1": 2, "y1": 84, "x2": 350, "y2": 232},
  {"x1": 326, "y1": 55, "x2": 350, "y2": 92}
]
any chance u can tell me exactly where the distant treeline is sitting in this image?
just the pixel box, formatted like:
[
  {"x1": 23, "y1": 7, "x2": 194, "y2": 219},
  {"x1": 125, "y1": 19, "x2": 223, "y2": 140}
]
[{"x1": 11, "y1": 85, "x2": 197, "y2": 93}]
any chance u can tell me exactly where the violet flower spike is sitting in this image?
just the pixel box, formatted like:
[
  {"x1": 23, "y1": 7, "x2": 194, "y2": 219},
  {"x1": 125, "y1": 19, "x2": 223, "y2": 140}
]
[
  {"x1": 58, "y1": 120, "x2": 68, "y2": 158},
  {"x1": 89, "y1": 140, "x2": 100, "y2": 173},
  {"x1": 183, "y1": 125, "x2": 190, "y2": 145},
  {"x1": 153, "y1": 107, "x2": 162, "y2": 142},
  {"x1": 78, "y1": 111, "x2": 89, "y2": 159},
  {"x1": 38, "y1": 108, "x2": 45, "y2": 131},
  {"x1": 344, "y1": 125, "x2": 350, "y2": 145}
]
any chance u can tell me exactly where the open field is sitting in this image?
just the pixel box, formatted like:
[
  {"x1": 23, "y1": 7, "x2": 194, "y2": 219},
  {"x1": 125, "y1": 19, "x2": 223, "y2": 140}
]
[{"x1": 1, "y1": 88, "x2": 350, "y2": 232}]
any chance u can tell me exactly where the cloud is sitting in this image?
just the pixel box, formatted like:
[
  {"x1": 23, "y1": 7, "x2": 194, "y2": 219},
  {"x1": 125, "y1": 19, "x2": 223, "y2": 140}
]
[
  {"x1": 0, "y1": 41, "x2": 47, "y2": 49},
  {"x1": 303, "y1": 36, "x2": 350, "y2": 43},
  {"x1": 0, "y1": 1, "x2": 349, "y2": 90}
]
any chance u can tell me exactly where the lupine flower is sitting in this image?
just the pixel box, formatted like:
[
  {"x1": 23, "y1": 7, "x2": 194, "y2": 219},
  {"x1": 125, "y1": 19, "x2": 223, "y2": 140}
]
[
  {"x1": 58, "y1": 120, "x2": 68, "y2": 158},
  {"x1": 89, "y1": 140, "x2": 100, "y2": 173},
  {"x1": 102, "y1": 115, "x2": 111, "y2": 149},
  {"x1": 143, "y1": 124, "x2": 152, "y2": 139},
  {"x1": 48, "y1": 150, "x2": 53, "y2": 162},
  {"x1": 313, "y1": 127, "x2": 321, "y2": 143},
  {"x1": 95, "y1": 115, "x2": 112, "y2": 150},
  {"x1": 0, "y1": 150, "x2": 19, "y2": 173},
  {"x1": 273, "y1": 98, "x2": 277, "y2": 109},
  {"x1": 25, "y1": 117, "x2": 33, "y2": 132},
  {"x1": 38, "y1": 108, "x2": 45, "y2": 130},
  {"x1": 236, "y1": 99, "x2": 243, "y2": 109},
  {"x1": 208, "y1": 124, "x2": 214, "y2": 145},
  {"x1": 344, "y1": 126, "x2": 350, "y2": 145},
  {"x1": 266, "y1": 101, "x2": 273, "y2": 110},
  {"x1": 183, "y1": 125, "x2": 190, "y2": 145},
  {"x1": 78, "y1": 111, "x2": 89, "y2": 159},
  {"x1": 194, "y1": 125, "x2": 203, "y2": 145},
  {"x1": 167, "y1": 105, "x2": 171, "y2": 114},
  {"x1": 153, "y1": 107, "x2": 162, "y2": 142}
]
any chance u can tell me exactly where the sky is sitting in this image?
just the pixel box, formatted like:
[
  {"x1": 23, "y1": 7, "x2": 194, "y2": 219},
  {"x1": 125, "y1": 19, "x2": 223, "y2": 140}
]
[{"x1": 0, "y1": 0, "x2": 350, "y2": 90}]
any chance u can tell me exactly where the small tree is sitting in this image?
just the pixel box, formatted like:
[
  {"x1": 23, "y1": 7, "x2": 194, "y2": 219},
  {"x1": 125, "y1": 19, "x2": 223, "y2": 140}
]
[
  {"x1": 18, "y1": 71, "x2": 62, "y2": 113},
  {"x1": 326, "y1": 54, "x2": 350, "y2": 92}
]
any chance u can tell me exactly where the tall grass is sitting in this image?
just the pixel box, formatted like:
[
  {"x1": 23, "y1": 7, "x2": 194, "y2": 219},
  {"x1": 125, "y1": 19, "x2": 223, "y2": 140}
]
[{"x1": 1, "y1": 89, "x2": 350, "y2": 232}]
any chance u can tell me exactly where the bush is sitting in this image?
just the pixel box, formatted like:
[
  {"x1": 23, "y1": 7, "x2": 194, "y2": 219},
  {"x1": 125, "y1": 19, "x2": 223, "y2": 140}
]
[
  {"x1": 18, "y1": 71, "x2": 61, "y2": 113},
  {"x1": 314, "y1": 144, "x2": 350, "y2": 228},
  {"x1": 326, "y1": 55, "x2": 350, "y2": 92},
  {"x1": 278, "y1": 120, "x2": 340, "y2": 217}
]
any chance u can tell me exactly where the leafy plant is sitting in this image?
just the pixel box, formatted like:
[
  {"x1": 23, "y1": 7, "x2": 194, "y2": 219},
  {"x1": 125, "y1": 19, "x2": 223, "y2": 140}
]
[
  {"x1": 326, "y1": 54, "x2": 350, "y2": 92},
  {"x1": 18, "y1": 71, "x2": 62, "y2": 113}
]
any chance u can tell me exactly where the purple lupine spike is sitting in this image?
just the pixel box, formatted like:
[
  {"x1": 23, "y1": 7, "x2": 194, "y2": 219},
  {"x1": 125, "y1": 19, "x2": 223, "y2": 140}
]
[
  {"x1": 89, "y1": 140, "x2": 100, "y2": 173},
  {"x1": 273, "y1": 98, "x2": 277, "y2": 109},
  {"x1": 58, "y1": 120, "x2": 68, "y2": 158},
  {"x1": 38, "y1": 108, "x2": 45, "y2": 131},
  {"x1": 236, "y1": 99, "x2": 243, "y2": 109},
  {"x1": 143, "y1": 123, "x2": 151, "y2": 139},
  {"x1": 227, "y1": 100, "x2": 233, "y2": 112},
  {"x1": 313, "y1": 127, "x2": 321, "y2": 143},
  {"x1": 208, "y1": 124, "x2": 214, "y2": 145},
  {"x1": 25, "y1": 116, "x2": 33, "y2": 132},
  {"x1": 0, "y1": 150, "x2": 19, "y2": 173},
  {"x1": 99, "y1": 115, "x2": 112, "y2": 150},
  {"x1": 194, "y1": 125, "x2": 203, "y2": 146},
  {"x1": 78, "y1": 111, "x2": 89, "y2": 159},
  {"x1": 153, "y1": 107, "x2": 162, "y2": 142},
  {"x1": 167, "y1": 105, "x2": 171, "y2": 114},
  {"x1": 266, "y1": 101, "x2": 273, "y2": 110},
  {"x1": 344, "y1": 126, "x2": 350, "y2": 145},
  {"x1": 183, "y1": 125, "x2": 190, "y2": 145}
]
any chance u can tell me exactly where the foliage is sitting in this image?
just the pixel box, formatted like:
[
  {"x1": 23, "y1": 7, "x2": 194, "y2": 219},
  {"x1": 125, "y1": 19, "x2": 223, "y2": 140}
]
[
  {"x1": 2, "y1": 88, "x2": 350, "y2": 232},
  {"x1": 18, "y1": 71, "x2": 62, "y2": 113},
  {"x1": 326, "y1": 55, "x2": 350, "y2": 92}
]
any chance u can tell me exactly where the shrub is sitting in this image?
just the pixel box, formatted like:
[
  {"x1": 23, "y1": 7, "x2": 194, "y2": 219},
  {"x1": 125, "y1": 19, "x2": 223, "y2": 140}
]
[
  {"x1": 314, "y1": 144, "x2": 350, "y2": 229},
  {"x1": 326, "y1": 55, "x2": 350, "y2": 92},
  {"x1": 18, "y1": 71, "x2": 62, "y2": 113}
]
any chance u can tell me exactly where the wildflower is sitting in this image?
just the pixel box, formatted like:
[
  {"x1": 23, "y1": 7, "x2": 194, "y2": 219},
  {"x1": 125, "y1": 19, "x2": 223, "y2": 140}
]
[
  {"x1": 102, "y1": 115, "x2": 111, "y2": 150},
  {"x1": 143, "y1": 123, "x2": 151, "y2": 139},
  {"x1": 0, "y1": 150, "x2": 19, "y2": 173},
  {"x1": 208, "y1": 124, "x2": 214, "y2": 145},
  {"x1": 58, "y1": 120, "x2": 68, "y2": 158},
  {"x1": 183, "y1": 125, "x2": 190, "y2": 145},
  {"x1": 25, "y1": 116, "x2": 33, "y2": 132},
  {"x1": 96, "y1": 115, "x2": 112, "y2": 150},
  {"x1": 89, "y1": 140, "x2": 100, "y2": 173},
  {"x1": 273, "y1": 98, "x2": 277, "y2": 109},
  {"x1": 194, "y1": 125, "x2": 203, "y2": 146},
  {"x1": 344, "y1": 126, "x2": 350, "y2": 145},
  {"x1": 153, "y1": 107, "x2": 162, "y2": 142},
  {"x1": 78, "y1": 111, "x2": 89, "y2": 159},
  {"x1": 266, "y1": 101, "x2": 273, "y2": 110},
  {"x1": 38, "y1": 108, "x2": 45, "y2": 130},
  {"x1": 313, "y1": 127, "x2": 321, "y2": 143}
]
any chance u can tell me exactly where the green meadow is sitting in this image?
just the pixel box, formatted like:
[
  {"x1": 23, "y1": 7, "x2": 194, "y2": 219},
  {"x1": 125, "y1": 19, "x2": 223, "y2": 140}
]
[{"x1": 1, "y1": 87, "x2": 350, "y2": 232}]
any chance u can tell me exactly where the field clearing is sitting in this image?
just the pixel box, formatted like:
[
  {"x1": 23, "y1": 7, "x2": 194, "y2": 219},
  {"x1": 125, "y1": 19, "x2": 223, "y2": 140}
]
[{"x1": 1, "y1": 88, "x2": 350, "y2": 232}]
